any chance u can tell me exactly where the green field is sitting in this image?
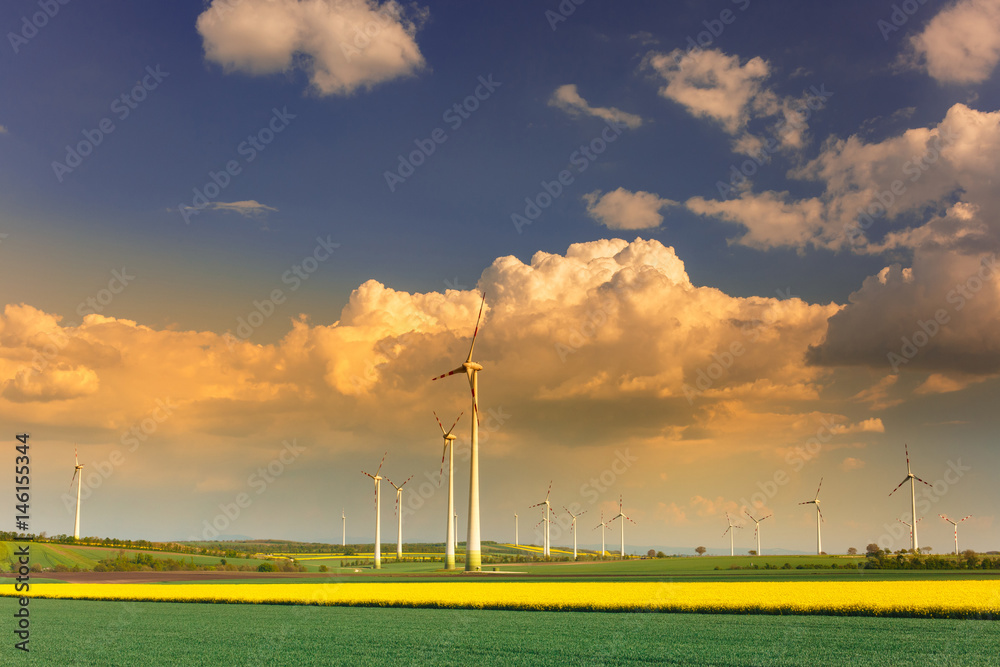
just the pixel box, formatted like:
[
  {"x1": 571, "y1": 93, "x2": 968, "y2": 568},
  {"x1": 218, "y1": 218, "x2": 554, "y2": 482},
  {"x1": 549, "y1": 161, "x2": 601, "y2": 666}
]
[
  {"x1": 2, "y1": 598, "x2": 996, "y2": 665},
  {"x1": 0, "y1": 542, "x2": 271, "y2": 572}
]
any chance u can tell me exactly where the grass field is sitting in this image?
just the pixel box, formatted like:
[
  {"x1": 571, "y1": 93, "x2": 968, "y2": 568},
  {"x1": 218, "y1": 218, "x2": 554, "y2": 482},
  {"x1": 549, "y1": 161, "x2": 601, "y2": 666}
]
[
  {"x1": 0, "y1": 542, "x2": 272, "y2": 572},
  {"x1": 2, "y1": 598, "x2": 997, "y2": 666}
]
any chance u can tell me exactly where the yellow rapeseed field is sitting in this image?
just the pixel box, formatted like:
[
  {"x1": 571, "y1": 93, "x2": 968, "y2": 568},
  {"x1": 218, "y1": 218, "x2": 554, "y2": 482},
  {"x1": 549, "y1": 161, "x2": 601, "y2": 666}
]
[{"x1": 3, "y1": 581, "x2": 998, "y2": 618}]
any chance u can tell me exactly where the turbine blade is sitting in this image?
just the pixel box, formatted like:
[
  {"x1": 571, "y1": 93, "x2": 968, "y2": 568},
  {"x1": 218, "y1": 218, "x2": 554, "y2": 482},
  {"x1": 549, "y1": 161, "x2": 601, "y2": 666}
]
[
  {"x1": 888, "y1": 477, "x2": 908, "y2": 496},
  {"x1": 75, "y1": 447, "x2": 79, "y2": 466},
  {"x1": 816, "y1": 506, "x2": 824, "y2": 522},
  {"x1": 545, "y1": 481, "x2": 552, "y2": 502},
  {"x1": 905, "y1": 443, "x2": 911, "y2": 475},
  {"x1": 466, "y1": 293, "x2": 486, "y2": 362},
  {"x1": 762, "y1": 514, "x2": 772, "y2": 521},
  {"x1": 447, "y1": 412, "x2": 464, "y2": 436},
  {"x1": 68, "y1": 469, "x2": 78, "y2": 490},
  {"x1": 961, "y1": 515, "x2": 972, "y2": 522},
  {"x1": 433, "y1": 411, "x2": 447, "y2": 435},
  {"x1": 912, "y1": 475, "x2": 934, "y2": 488},
  {"x1": 432, "y1": 366, "x2": 466, "y2": 381},
  {"x1": 375, "y1": 451, "x2": 386, "y2": 477},
  {"x1": 577, "y1": 510, "x2": 587, "y2": 517},
  {"x1": 814, "y1": 477, "x2": 823, "y2": 500},
  {"x1": 439, "y1": 444, "x2": 448, "y2": 484},
  {"x1": 400, "y1": 475, "x2": 413, "y2": 488},
  {"x1": 745, "y1": 510, "x2": 757, "y2": 522}
]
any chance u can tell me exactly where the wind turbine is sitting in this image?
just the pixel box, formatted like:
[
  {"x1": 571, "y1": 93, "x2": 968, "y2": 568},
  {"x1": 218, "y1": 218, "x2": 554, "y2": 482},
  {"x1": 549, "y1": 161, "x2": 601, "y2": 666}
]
[
  {"x1": 69, "y1": 448, "x2": 84, "y2": 539},
  {"x1": 431, "y1": 293, "x2": 487, "y2": 571},
  {"x1": 387, "y1": 475, "x2": 412, "y2": 560},
  {"x1": 722, "y1": 512, "x2": 742, "y2": 557},
  {"x1": 361, "y1": 452, "x2": 387, "y2": 570},
  {"x1": 434, "y1": 411, "x2": 463, "y2": 570},
  {"x1": 799, "y1": 478, "x2": 824, "y2": 555},
  {"x1": 514, "y1": 513, "x2": 518, "y2": 546},
  {"x1": 342, "y1": 508, "x2": 346, "y2": 548},
  {"x1": 564, "y1": 507, "x2": 588, "y2": 560},
  {"x1": 608, "y1": 495, "x2": 636, "y2": 560},
  {"x1": 744, "y1": 511, "x2": 772, "y2": 556},
  {"x1": 939, "y1": 514, "x2": 972, "y2": 556},
  {"x1": 897, "y1": 517, "x2": 923, "y2": 548},
  {"x1": 593, "y1": 511, "x2": 613, "y2": 558},
  {"x1": 889, "y1": 444, "x2": 933, "y2": 552},
  {"x1": 529, "y1": 482, "x2": 553, "y2": 557}
]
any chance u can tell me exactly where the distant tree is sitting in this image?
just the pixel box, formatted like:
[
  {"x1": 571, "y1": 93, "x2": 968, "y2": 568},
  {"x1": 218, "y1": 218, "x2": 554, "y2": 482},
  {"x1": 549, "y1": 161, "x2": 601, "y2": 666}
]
[
  {"x1": 257, "y1": 562, "x2": 277, "y2": 572},
  {"x1": 749, "y1": 550, "x2": 756, "y2": 556},
  {"x1": 865, "y1": 543, "x2": 880, "y2": 557},
  {"x1": 819, "y1": 551, "x2": 827, "y2": 555},
  {"x1": 647, "y1": 549, "x2": 657, "y2": 558},
  {"x1": 695, "y1": 546, "x2": 707, "y2": 556},
  {"x1": 847, "y1": 547, "x2": 857, "y2": 555},
  {"x1": 656, "y1": 551, "x2": 666, "y2": 559},
  {"x1": 318, "y1": 565, "x2": 329, "y2": 572},
  {"x1": 920, "y1": 546, "x2": 932, "y2": 555}
]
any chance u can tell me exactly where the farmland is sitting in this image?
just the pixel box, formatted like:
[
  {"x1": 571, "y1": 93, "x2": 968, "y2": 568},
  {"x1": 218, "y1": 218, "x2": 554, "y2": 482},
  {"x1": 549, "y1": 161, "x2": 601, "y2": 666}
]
[{"x1": 4, "y1": 598, "x2": 998, "y2": 666}]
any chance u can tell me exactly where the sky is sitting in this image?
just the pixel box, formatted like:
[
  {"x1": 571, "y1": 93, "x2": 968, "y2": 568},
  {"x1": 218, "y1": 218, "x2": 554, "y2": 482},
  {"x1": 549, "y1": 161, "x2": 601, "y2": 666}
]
[{"x1": 1, "y1": 0, "x2": 999, "y2": 555}]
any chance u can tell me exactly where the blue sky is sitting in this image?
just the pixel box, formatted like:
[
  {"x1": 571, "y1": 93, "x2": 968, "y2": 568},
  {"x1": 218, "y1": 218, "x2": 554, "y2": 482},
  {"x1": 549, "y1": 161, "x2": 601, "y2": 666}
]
[{"x1": 1, "y1": 0, "x2": 999, "y2": 554}]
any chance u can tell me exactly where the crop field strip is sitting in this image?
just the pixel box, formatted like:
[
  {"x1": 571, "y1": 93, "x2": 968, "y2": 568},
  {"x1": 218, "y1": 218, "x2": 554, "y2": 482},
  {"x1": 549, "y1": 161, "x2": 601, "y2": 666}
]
[
  {"x1": 6, "y1": 598, "x2": 999, "y2": 667},
  {"x1": 3, "y1": 580, "x2": 998, "y2": 619}
]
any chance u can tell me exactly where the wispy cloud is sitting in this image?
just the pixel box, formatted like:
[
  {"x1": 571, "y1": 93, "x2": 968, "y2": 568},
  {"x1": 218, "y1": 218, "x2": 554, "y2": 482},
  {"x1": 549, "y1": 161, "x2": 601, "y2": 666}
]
[{"x1": 549, "y1": 84, "x2": 643, "y2": 129}]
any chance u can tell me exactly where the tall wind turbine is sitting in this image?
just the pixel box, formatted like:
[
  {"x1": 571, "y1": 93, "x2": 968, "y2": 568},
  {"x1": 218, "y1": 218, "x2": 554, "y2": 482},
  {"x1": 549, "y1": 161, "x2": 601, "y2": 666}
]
[
  {"x1": 564, "y1": 507, "x2": 588, "y2": 560},
  {"x1": 608, "y1": 495, "x2": 636, "y2": 560},
  {"x1": 342, "y1": 508, "x2": 346, "y2": 547},
  {"x1": 69, "y1": 448, "x2": 84, "y2": 539},
  {"x1": 594, "y1": 511, "x2": 613, "y2": 558},
  {"x1": 799, "y1": 478, "x2": 824, "y2": 555},
  {"x1": 514, "y1": 513, "x2": 518, "y2": 546},
  {"x1": 434, "y1": 411, "x2": 463, "y2": 570},
  {"x1": 897, "y1": 517, "x2": 923, "y2": 548},
  {"x1": 529, "y1": 481, "x2": 553, "y2": 557},
  {"x1": 432, "y1": 293, "x2": 487, "y2": 572},
  {"x1": 388, "y1": 475, "x2": 413, "y2": 560},
  {"x1": 722, "y1": 512, "x2": 742, "y2": 556},
  {"x1": 889, "y1": 444, "x2": 932, "y2": 553},
  {"x1": 939, "y1": 514, "x2": 972, "y2": 555},
  {"x1": 744, "y1": 511, "x2": 772, "y2": 556},
  {"x1": 361, "y1": 452, "x2": 387, "y2": 570}
]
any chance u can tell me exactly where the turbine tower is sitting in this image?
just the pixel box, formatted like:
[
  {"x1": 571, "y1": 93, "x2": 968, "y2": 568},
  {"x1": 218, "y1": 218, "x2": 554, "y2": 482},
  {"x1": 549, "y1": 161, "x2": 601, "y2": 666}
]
[
  {"x1": 432, "y1": 293, "x2": 487, "y2": 572},
  {"x1": 722, "y1": 512, "x2": 742, "y2": 556},
  {"x1": 514, "y1": 513, "x2": 518, "y2": 546},
  {"x1": 744, "y1": 511, "x2": 772, "y2": 556},
  {"x1": 889, "y1": 444, "x2": 932, "y2": 553},
  {"x1": 609, "y1": 495, "x2": 636, "y2": 560},
  {"x1": 529, "y1": 481, "x2": 553, "y2": 557},
  {"x1": 342, "y1": 508, "x2": 346, "y2": 547},
  {"x1": 939, "y1": 514, "x2": 972, "y2": 556},
  {"x1": 897, "y1": 517, "x2": 923, "y2": 547},
  {"x1": 798, "y1": 478, "x2": 824, "y2": 555},
  {"x1": 69, "y1": 448, "x2": 84, "y2": 540},
  {"x1": 388, "y1": 475, "x2": 413, "y2": 560},
  {"x1": 564, "y1": 507, "x2": 588, "y2": 560},
  {"x1": 434, "y1": 411, "x2": 463, "y2": 570},
  {"x1": 594, "y1": 511, "x2": 613, "y2": 558},
  {"x1": 361, "y1": 452, "x2": 387, "y2": 570}
]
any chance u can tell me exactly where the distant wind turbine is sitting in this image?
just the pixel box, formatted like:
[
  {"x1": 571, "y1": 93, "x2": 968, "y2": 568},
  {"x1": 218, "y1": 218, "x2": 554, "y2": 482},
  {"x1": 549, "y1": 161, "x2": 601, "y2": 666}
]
[
  {"x1": 889, "y1": 444, "x2": 933, "y2": 552},
  {"x1": 342, "y1": 508, "x2": 346, "y2": 548},
  {"x1": 744, "y1": 511, "x2": 772, "y2": 556},
  {"x1": 722, "y1": 512, "x2": 742, "y2": 557},
  {"x1": 897, "y1": 517, "x2": 922, "y2": 547},
  {"x1": 608, "y1": 495, "x2": 636, "y2": 560},
  {"x1": 361, "y1": 452, "x2": 387, "y2": 570},
  {"x1": 431, "y1": 293, "x2": 487, "y2": 571},
  {"x1": 593, "y1": 511, "x2": 613, "y2": 558},
  {"x1": 434, "y1": 411, "x2": 463, "y2": 570},
  {"x1": 388, "y1": 475, "x2": 413, "y2": 560},
  {"x1": 939, "y1": 514, "x2": 972, "y2": 555},
  {"x1": 564, "y1": 507, "x2": 588, "y2": 560},
  {"x1": 69, "y1": 448, "x2": 84, "y2": 540},
  {"x1": 529, "y1": 482, "x2": 554, "y2": 557},
  {"x1": 799, "y1": 478, "x2": 824, "y2": 555},
  {"x1": 514, "y1": 513, "x2": 518, "y2": 546}
]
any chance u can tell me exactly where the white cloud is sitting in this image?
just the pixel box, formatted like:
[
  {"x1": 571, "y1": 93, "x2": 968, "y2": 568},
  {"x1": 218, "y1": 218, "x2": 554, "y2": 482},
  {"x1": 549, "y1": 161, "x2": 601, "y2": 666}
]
[
  {"x1": 584, "y1": 188, "x2": 676, "y2": 230},
  {"x1": 196, "y1": 0, "x2": 427, "y2": 96},
  {"x1": 0, "y1": 125, "x2": 7, "y2": 134},
  {"x1": 644, "y1": 48, "x2": 824, "y2": 154},
  {"x1": 205, "y1": 200, "x2": 278, "y2": 218},
  {"x1": 840, "y1": 457, "x2": 865, "y2": 471},
  {"x1": 549, "y1": 84, "x2": 643, "y2": 129},
  {"x1": 688, "y1": 103, "x2": 1000, "y2": 254},
  {"x1": 908, "y1": 0, "x2": 1000, "y2": 84}
]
